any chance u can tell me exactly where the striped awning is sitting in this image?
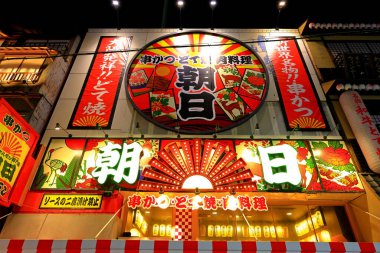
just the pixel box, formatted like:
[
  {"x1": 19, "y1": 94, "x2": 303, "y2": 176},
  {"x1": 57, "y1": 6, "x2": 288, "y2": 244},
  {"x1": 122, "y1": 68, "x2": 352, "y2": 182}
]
[{"x1": 0, "y1": 240, "x2": 379, "y2": 252}]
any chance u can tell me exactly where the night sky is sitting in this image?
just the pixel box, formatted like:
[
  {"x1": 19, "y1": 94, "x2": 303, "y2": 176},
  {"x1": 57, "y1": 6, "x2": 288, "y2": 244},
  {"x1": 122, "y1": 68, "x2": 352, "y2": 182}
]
[{"x1": 1, "y1": 0, "x2": 379, "y2": 36}]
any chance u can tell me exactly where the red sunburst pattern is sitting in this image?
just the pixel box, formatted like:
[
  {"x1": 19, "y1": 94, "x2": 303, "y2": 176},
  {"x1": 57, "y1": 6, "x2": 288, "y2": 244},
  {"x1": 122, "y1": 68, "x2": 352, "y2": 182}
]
[
  {"x1": 0, "y1": 132, "x2": 22, "y2": 158},
  {"x1": 138, "y1": 139, "x2": 256, "y2": 192}
]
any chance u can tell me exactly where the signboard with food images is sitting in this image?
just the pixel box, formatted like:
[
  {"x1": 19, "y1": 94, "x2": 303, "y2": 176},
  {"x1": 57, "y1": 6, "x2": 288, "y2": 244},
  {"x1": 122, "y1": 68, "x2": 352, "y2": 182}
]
[
  {"x1": 126, "y1": 32, "x2": 268, "y2": 134},
  {"x1": 32, "y1": 138, "x2": 363, "y2": 193}
]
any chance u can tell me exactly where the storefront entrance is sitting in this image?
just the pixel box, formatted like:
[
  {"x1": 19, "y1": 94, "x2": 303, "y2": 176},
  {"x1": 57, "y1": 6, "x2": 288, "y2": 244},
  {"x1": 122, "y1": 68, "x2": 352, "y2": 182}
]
[{"x1": 123, "y1": 201, "x2": 355, "y2": 242}]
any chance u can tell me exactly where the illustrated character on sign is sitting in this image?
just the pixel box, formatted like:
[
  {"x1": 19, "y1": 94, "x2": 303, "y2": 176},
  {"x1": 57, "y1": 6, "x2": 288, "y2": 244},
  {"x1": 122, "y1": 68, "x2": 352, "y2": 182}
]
[{"x1": 45, "y1": 147, "x2": 67, "y2": 186}]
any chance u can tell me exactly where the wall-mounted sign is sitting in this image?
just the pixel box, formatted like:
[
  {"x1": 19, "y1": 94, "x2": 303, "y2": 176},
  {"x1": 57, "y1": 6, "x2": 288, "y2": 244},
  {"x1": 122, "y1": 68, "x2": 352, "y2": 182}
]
[
  {"x1": 40, "y1": 194, "x2": 102, "y2": 209},
  {"x1": 32, "y1": 138, "x2": 363, "y2": 193},
  {"x1": 266, "y1": 38, "x2": 327, "y2": 130},
  {"x1": 126, "y1": 32, "x2": 268, "y2": 134},
  {"x1": 70, "y1": 36, "x2": 131, "y2": 129},
  {"x1": 0, "y1": 99, "x2": 39, "y2": 206},
  {"x1": 127, "y1": 194, "x2": 268, "y2": 211}
]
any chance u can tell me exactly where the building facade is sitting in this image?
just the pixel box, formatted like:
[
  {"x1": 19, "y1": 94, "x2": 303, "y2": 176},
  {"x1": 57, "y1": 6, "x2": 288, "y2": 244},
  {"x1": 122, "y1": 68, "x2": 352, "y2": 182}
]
[{"x1": 0, "y1": 27, "x2": 379, "y2": 251}]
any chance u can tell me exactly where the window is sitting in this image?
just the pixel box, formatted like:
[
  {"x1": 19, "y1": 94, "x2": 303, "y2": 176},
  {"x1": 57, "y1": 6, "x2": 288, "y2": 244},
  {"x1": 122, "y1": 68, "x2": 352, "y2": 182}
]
[{"x1": 198, "y1": 205, "x2": 354, "y2": 242}]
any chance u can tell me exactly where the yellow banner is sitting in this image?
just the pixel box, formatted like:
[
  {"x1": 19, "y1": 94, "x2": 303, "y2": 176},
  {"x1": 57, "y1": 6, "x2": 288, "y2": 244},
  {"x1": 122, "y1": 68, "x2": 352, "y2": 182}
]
[{"x1": 40, "y1": 194, "x2": 102, "y2": 209}]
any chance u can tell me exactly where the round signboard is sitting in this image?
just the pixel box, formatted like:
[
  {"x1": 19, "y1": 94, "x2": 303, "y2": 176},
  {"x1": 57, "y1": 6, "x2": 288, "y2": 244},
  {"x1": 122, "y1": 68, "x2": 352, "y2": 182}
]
[{"x1": 126, "y1": 32, "x2": 268, "y2": 134}]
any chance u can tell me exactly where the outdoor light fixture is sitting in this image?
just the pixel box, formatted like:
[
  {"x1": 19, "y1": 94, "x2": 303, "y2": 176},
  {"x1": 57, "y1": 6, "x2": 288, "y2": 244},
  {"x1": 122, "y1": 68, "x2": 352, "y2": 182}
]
[
  {"x1": 55, "y1": 123, "x2": 72, "y2": 138},
  {"x1": 177, "y1": 0, "x2": 184, "y2": 30},
  {"x1": 175, "y1": 123, "x2": 181, "y2": 139},
  {"x1": 112, "y1": 0, "x2": 119, "y2": 7},
  {"x1": 96, "y1": 123, "x2": 109, "y2": 139},
  {"x1": 275, "y1": 0, "x2": 287, "y2": 30},
  {"x1": 111, "y1": 0, "x2": 121, "y2": 30},
  {"x1": 277, "y1": 0, "x2": 287, "y2": 9},
  {"x1": 286, "y1": 124, "x2": 299, "y2": 139},
  {"x1": 135, "y1": 122, "x2": 144, "y2": 138},
  {"x1": 250, "y1": 123, "x2": 260, "y2": 139},
  {"x1": 213, "y1": 124, "x2": 219, "y2": 139},
  {"x1": 210, "y1": 0, "x2": 217, "y2": 30}
]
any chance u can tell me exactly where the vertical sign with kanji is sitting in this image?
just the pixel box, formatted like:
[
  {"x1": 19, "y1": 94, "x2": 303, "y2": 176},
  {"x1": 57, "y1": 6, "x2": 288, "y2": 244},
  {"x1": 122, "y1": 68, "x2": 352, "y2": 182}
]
[
  {"x1": 340, "y1": 91, "x2": 380, "y2": 173},
  {"x1": 0, "y1": 99, "x2": 39, "y2": 206},
  {"x1": 266, "y1": 38, "x2": 327, "y2": 130},
  {"x1": 70, "y1": 36, "x2": 132, "y2": 129}
]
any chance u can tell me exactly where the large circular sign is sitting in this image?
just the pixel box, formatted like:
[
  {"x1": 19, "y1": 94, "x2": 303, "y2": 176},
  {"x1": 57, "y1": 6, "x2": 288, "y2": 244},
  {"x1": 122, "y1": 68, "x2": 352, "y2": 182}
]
[{"x1": 126, "y1": 32, "x2": 268, "y2": 134}]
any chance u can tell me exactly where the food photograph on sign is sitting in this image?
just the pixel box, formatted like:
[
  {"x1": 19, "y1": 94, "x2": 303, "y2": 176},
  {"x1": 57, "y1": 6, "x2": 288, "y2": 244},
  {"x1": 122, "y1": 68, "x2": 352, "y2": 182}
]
[{"x1": 126, "y1": 32, "x2": 269, "y2": 134}]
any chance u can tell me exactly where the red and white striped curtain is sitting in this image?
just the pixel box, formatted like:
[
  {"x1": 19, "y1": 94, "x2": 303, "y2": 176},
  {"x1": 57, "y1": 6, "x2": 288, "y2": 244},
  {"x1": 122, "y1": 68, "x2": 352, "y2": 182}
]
[{"x1": 0, "y1": 240, "x2": 379, "y2": 252}]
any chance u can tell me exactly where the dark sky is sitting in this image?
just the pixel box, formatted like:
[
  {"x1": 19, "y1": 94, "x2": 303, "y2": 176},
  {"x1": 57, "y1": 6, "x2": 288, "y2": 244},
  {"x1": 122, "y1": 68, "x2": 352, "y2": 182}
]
[{"x1": 1, "y1": 0, "x2": 379, "y2": 36}]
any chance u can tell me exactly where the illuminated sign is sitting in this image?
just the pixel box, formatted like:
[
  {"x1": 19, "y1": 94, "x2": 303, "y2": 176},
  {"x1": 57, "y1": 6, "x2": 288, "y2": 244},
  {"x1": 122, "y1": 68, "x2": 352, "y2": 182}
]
[
  {"x1": 0, "y1": 99, "x2": 39, "y2": 206},
  {"x1": 126, "y1": 32, "x2": 268, "y2": 134},
  {"x1": 258, "y1": 144, "x2": 301, "y2": 186},
  {"x1": 127, "y1": 194, "x2": 268, "y2": 211},
  {"x1": 33, "y1": 138, "x2": 364, "y2": 193},
  {"x1": 40, "y1": 194, "x2": 102, "y2": 209},
  {"x1": 92, "y1": 141, "x2": 142, "y2": 184},
  {"x1": 266, "y1": 38, "x2": 327, "y2": 130},
  {"x1": 70, "y1": 36, "x2": 131, "y2": 129}
]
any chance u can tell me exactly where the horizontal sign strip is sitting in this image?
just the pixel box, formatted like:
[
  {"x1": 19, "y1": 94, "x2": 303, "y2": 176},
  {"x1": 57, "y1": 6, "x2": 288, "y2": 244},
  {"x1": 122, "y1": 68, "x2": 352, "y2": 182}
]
[{"x1": 40, "y1": 194, "x2": 102, "y2": 209}]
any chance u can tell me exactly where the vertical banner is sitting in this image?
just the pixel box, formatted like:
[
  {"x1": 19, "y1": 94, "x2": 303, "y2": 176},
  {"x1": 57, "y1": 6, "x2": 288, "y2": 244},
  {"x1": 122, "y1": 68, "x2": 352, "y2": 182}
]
[
  {"x1": 0, "y1": 98, "x2": 39, "y2": 206},
  {"x1": 340, "y1": 91, "x2": 380, "y2": 173},
  {"x1": 266, "y1": 38, "x2": 327, "y2": 130},
  {"x1": 70, "y1": 36, "x2": 132, "y2": 129}
]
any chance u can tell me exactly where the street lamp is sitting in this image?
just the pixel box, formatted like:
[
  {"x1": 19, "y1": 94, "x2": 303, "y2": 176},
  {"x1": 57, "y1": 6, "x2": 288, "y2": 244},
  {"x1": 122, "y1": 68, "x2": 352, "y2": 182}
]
[
  {"x1": 210, "y1": 0, "x2": 217, "y2": 30},
  {"x1": 275, "y1": 0, "x2": 287, "y2": 30},
  {"x1": 177, "y1": 0, "x2": 184, "y2": 30},
  {"x1": 112, "y1": 0, "x2": 121, "y2": 30}
]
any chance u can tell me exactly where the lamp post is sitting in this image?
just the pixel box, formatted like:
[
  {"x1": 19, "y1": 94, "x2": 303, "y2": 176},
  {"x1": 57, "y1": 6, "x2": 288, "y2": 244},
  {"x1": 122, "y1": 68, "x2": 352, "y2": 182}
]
[
  {"x1": 210, "y1": 0, "x2": 217, "y2": 30},
  {"x1": 112, "y1": 0, "x2": 121, "y2": 30},
  {"x1": 275, "y1": 0, "x2": 287, "y2": 30},
  {"x1": 177, "y1": 0, "x2": 184, "y2": 30}
]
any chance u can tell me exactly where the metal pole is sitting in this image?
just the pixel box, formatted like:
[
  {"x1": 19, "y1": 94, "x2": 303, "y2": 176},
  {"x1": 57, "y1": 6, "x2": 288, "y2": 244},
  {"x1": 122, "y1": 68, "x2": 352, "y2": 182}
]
[
  {"x1": 179, "y1": 7, "x2": 183, "y2": 30},
  {"x1": 211, "y1": 8, "x2": 215, "y2": 30},
  {"x1": 94, "y1": 199, "x2": 127, "y2": 239},
  {"x1": 275, "y1": 9, "x2": 281, "y2": 30},
  {"x1": 0, "y1": 212, "x2": 12, "y2": 220},
  {"x1": 161, "y1": 0, "x2": 169, "y2": 28}
]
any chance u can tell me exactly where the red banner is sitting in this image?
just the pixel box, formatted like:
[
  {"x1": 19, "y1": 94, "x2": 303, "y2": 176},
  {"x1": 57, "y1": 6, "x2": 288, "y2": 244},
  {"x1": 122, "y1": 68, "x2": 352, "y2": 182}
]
[
  {"x1": 0, "y1": 98, "x2": 39, "y2": 206},
  {"x1": 266, "y1": 39, "x2": 327, "y2": 130},
  {"x1": 70, "y1": 36, "x2": 131, "y2": 128}
]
